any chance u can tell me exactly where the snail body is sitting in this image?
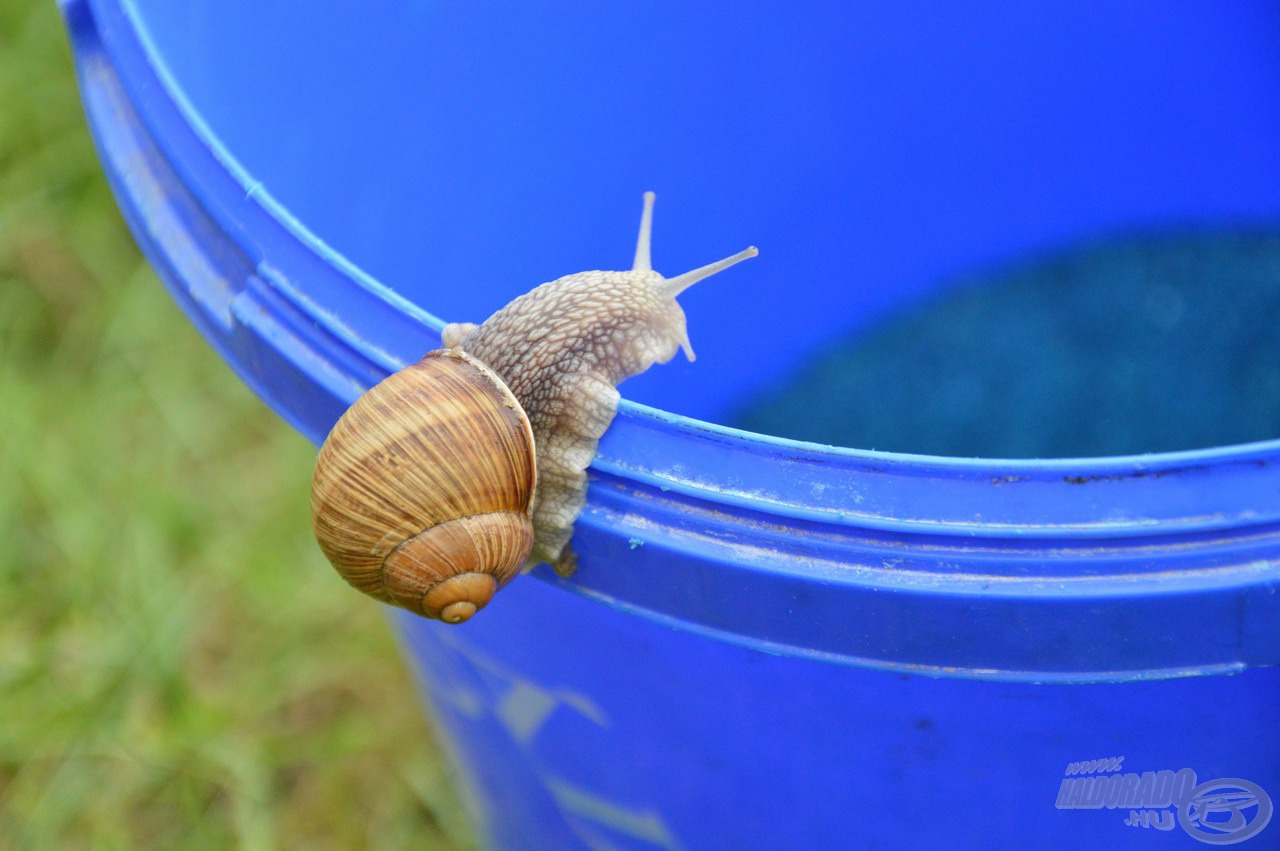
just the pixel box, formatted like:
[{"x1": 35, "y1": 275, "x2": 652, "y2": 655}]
[{"x1": 312, "y1": 193, "x2": 756, "y2": 622}]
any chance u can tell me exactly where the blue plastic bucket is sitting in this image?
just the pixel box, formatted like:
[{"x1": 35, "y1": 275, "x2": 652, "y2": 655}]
[{"x1": 64, "y1": 1, "x2": 1280, "y2": 847}]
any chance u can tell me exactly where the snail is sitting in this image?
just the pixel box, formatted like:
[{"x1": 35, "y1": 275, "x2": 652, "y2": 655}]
[{"x1": 311, "y1": 192, "x2": 757, "y2": 623}]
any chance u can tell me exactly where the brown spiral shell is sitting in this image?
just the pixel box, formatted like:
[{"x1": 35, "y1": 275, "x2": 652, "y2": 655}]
[{"x1": 310, "y1": 349, "x2": 537, "y2": 623}]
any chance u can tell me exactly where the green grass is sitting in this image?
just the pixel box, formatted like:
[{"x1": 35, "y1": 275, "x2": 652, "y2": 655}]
[{"x1": 0, "y1": 3, "x2": 475, "y2": 848}]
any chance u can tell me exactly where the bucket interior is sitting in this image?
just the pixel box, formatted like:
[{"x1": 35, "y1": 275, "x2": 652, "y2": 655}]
[{"x1": 126, "y1": 1, "x2": 1280, "y2": 437}]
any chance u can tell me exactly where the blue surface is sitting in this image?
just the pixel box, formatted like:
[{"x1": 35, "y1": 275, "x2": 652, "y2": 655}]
[
  {"x1": 111, "y1": 0, "x2": 1280, "y2": 422},
  {"x1": 735, "y1": 230, "x2": 1280, "y2": 456},
  {"x1": 63, "y1": 1, "x2": 1280, "y2": 847}
]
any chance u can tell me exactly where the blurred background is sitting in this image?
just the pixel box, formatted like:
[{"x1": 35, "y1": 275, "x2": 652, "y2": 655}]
[{"x1": 0, "y1": 2, "x2": 474, "y2": 847}]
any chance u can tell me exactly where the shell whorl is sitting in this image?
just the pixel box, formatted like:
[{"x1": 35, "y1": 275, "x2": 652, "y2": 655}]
[{"x1": 311, "y1": 349, "x2": 536, "y2": 622}]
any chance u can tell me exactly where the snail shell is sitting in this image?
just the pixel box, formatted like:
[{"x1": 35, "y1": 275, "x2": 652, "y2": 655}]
[{"x1": 311, "y1": 349, "x2": 535, "y2": 623}]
